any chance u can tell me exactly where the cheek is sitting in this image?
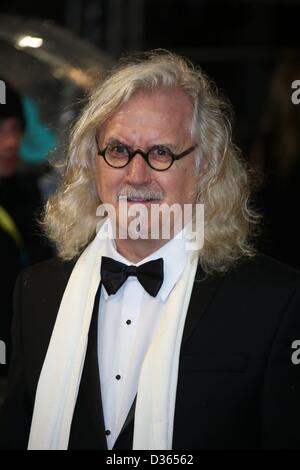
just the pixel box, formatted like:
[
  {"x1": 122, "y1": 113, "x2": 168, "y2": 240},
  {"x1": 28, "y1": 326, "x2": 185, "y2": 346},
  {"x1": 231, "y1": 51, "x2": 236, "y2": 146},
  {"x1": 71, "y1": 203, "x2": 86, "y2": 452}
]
[
  {"x1": 94, "y1": 163, "x2": 124, "y2": 202},
  {"x1": 94, "y1": 161, "x2": 109, "y2": 199},
  {"x1": 94, "y1": 162, "x2": 103, "y2": 192},
  {"x1": 159, "y1": 175, "x2": 184, "y2": 203},
  {"x1": 169, "y1": 168, "x2": 198, "y2": 203}
]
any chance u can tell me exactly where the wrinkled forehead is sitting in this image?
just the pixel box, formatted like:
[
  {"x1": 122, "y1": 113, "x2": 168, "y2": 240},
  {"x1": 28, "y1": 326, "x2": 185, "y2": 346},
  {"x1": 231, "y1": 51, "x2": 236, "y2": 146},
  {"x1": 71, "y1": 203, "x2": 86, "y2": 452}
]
[
  {"x1": 98, "y1": 87, "x2": 194, "y2": 144},
  {"x1": 116, "y1": 86, "x2": 193, "y2": 117}
]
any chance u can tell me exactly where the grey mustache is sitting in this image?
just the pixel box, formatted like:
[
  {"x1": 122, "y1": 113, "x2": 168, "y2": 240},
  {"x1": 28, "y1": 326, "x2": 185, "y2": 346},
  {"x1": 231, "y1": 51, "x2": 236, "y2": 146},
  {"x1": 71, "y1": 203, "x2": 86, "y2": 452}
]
[{"x1": 118, "y1": 186, "x2": 163, "y2": 201}]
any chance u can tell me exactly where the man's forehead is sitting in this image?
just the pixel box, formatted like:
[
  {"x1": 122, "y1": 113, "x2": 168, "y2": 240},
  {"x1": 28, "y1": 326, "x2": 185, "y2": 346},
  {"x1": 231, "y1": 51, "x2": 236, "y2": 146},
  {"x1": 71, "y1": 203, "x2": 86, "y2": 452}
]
[
  {"x1": 116, "y1": 86, "x2": 192, "y2": 111},
  {"x1": 98, "y1": 87, "x2": 193, "y2": 139}
]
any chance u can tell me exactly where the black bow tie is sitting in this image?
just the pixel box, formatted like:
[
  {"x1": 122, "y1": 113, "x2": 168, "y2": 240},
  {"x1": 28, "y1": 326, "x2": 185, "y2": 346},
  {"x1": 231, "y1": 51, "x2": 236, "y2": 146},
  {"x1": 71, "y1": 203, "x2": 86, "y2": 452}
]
[{"x1": 100, "y1": 256, "x2": 164, "y2": 297}]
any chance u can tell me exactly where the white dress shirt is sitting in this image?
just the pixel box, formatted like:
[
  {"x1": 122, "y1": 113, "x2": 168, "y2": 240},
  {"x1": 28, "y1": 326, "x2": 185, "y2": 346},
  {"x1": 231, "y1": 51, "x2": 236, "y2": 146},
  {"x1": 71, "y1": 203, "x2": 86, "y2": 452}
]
[{"x1": 97, "y1": 219, "x2": 188, "y2": 449}]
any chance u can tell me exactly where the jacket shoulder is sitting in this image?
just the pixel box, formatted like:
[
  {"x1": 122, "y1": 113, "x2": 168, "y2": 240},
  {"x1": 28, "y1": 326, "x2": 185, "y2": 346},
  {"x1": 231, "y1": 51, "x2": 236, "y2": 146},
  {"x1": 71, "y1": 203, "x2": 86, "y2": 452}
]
[
  {"x1": 19, "y1": 257, "x2": 76, "y2": 288},
  {"x1": 12, "y1": 258, "x2": 77, "y2": 399},
  {"x1": 213, "y1": 254, "x2": 300, "y2": 315},
  {"x1": 232, "y1": 254, "x2": 300, "y2": 287},
  {"x1": 14, "y1": 256, "x2": 77, "y2": 334}
]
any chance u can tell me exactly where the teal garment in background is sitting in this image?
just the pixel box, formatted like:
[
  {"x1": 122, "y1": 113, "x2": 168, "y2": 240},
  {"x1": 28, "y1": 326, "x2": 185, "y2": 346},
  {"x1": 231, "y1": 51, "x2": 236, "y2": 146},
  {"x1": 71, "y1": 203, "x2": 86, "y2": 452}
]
[{"x1": 20, "y1": 96, "x2": 56, "y2": 163}]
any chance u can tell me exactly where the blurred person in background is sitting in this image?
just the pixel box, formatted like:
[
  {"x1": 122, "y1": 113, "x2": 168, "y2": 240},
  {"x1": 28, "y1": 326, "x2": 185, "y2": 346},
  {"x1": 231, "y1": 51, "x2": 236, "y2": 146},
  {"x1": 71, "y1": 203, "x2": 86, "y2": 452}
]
[
  {"x1": 0, "y1": 81, "x2": 53, "y2": 384},
  {"x1": 0, "y1": 80, "x2": 54, "y2": 265}
]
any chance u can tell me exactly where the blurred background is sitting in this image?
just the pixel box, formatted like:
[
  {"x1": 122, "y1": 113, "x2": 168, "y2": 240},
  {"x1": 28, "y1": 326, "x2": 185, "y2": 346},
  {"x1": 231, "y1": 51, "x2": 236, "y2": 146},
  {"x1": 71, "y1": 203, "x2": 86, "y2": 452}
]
[{"x1": 1, "y1": 0, "x2": 300, "y2": 385}]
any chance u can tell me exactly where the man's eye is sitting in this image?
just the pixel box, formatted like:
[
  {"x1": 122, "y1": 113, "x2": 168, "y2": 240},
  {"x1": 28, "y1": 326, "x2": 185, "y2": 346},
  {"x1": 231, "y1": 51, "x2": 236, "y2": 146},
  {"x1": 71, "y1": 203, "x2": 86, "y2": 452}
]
[
  {"x1": 150, "y1": 146, "x2": 172, "y2": 157},
  {"x1": 156, "y1": 148, "x2": 167, "y2": 156},
  {"x1": 111, "y1": 144, "x2": 127, "y2": 154}
]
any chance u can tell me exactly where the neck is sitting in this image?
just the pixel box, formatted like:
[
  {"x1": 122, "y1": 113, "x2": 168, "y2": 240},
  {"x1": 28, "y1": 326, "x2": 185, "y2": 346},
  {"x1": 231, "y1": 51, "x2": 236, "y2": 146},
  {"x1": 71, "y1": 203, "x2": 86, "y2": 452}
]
[{"x1": 115, "y1": 237, "x2": 169, "y2": 263}]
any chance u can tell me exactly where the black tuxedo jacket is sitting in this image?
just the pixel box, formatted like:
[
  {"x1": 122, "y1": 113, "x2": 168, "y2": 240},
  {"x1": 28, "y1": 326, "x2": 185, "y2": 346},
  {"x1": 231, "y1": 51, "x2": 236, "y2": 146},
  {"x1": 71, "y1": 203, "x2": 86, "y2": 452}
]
[{"x1": 0, "y1": 254, "x2": 300, "y2": 449}]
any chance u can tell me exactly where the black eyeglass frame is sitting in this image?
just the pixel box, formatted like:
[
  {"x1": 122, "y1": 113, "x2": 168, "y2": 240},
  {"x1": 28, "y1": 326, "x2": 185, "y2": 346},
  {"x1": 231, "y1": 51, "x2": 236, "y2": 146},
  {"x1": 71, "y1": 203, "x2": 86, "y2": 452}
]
[{"x1": 95, "y1": 137, "x2": 198, "y2": 171}]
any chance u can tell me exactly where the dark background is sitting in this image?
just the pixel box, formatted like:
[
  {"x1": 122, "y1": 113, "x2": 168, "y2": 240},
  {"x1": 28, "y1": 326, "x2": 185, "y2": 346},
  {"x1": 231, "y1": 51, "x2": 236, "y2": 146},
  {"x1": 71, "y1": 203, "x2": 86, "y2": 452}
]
[
  {"x1": 1, "y1": 0, "x2": 300, "y2": 154},
  {"x1": 1, "y1": 0, "x2": 300, "y2": 268}
]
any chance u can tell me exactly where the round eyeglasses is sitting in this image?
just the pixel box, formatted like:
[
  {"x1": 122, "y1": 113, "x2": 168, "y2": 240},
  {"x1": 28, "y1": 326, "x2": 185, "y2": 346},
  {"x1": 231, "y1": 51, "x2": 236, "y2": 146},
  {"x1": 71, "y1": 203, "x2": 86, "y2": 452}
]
[{"x1": 96, "y1": 139, "x2": 197, "y2": 171}]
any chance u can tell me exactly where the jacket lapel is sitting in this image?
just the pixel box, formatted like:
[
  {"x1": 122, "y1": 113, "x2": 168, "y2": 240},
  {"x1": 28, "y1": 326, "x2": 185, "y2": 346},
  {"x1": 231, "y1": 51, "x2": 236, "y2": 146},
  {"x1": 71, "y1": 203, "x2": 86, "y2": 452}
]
[
  {"x1": 181, "y1": 264, "x2": 225, "y2": 350},
  {"x1": 68, "y1": 283, "x2": 107, "y2": 449},
  {"x1": 113, "y1": 396, "x2": 136, "y2": 449}
]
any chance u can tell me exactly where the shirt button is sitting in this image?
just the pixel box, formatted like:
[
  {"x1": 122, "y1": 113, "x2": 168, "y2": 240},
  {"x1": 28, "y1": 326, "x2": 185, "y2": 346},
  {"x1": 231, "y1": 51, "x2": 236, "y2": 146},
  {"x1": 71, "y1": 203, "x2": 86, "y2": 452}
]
[
  {"x1": 105, "y1": 430, "x2": 111, "y2": 436},
  {"x1": 126, "y1": 320, "x2": 131, "y2": 325},
  {"x1": 116, "y1": 374, "x2": 121, "y2": 380}
]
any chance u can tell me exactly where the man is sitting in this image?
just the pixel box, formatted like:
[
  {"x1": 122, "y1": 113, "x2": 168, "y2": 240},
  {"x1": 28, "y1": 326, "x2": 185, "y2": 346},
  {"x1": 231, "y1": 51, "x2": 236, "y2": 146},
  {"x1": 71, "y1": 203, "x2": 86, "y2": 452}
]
[{"x1": 0, "y1": 51, "x2": 300, "y2": 450}]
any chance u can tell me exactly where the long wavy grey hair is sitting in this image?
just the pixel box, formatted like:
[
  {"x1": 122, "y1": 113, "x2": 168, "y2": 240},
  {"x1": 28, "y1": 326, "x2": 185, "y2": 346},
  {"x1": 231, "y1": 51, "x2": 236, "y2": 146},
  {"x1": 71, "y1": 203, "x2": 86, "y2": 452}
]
[{"x1": 42, "y1": 49, "x2": 260, "y2": 274}]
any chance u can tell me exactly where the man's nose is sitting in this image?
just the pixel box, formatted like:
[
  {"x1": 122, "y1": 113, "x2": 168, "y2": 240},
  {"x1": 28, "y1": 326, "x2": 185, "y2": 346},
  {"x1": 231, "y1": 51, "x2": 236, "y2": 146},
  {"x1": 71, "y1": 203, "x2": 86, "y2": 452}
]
[{"x1": 125, "y1": 153, "x2": 152, "y2": 185}]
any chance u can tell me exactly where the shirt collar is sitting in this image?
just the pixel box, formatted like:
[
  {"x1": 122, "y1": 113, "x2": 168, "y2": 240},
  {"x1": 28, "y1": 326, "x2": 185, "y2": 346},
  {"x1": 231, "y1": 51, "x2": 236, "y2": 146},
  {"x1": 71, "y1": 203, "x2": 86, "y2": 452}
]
[{"x1": 99, "y1": 218, "x2": 188, "y2": 301}]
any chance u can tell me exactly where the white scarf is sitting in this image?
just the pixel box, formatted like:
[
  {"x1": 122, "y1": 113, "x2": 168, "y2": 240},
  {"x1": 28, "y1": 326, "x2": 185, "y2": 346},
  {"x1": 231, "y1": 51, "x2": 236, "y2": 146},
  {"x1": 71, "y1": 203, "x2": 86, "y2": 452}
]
[{"x1": 28, "y1": 228, "x2": 198, "y2": 450}]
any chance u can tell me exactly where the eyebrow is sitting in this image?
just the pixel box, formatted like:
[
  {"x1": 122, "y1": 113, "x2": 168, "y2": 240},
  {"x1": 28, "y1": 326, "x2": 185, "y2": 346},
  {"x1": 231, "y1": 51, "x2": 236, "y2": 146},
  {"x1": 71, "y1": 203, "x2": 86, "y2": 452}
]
[
  {"x1": 105, "y1": 136, "x2": 177, "y2": 151},
  {"x1": 106, "y1": 137, "x2": 129, "y2": 147}
]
